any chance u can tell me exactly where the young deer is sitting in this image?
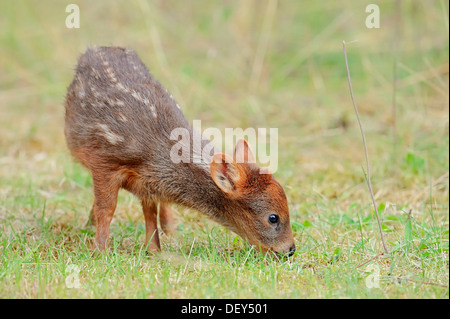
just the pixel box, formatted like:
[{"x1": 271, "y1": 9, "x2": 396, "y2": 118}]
[{"x1": 64, "y1": 46, "x2": 295, "y2": 256}]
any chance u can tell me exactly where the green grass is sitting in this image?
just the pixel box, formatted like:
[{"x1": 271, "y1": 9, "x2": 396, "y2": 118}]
[{"x1": 0, "y1": 0, "x2": 448, "y2": 298}]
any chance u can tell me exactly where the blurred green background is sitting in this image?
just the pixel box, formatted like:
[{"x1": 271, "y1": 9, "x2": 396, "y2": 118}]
[{"x1": 0, "y1": 1, "x2": 448, "y2": 298}]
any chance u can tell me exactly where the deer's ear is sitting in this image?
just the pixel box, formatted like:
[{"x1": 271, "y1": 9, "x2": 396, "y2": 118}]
[
  {"x1": 233, "y1": 138, "x2": 256, "y2": 164},
  {"x1": 210, "y1": 153, "x2": 244, "y2": 194}
]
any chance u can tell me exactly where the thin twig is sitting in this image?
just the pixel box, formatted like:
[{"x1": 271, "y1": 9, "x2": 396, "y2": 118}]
[
  {"x1": 356, "y1": 252, "x2": 385, "y2": 269},
  {"x1": 342, "y1": 40, "x2": 389, "y2": 255}
]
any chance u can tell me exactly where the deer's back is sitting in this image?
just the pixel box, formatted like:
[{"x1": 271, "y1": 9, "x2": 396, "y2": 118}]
[{"x1": 64, "y1": 46, "x2": 188, "y2": 170}]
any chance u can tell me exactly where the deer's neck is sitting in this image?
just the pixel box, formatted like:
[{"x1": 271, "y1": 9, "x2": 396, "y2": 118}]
[{"x1": 148, "y1": 126, "x2": 236, "y2": 230}]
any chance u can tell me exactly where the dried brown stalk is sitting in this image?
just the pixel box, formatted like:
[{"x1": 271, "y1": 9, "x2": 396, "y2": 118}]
[{"x1": 342, "y1": 40, "x2": 389, "y2": 255}]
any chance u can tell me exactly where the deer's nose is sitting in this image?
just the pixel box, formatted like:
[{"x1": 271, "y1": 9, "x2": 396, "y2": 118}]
[{"x1": 288, "y1": 244, "x2": 296, "y2": 256}]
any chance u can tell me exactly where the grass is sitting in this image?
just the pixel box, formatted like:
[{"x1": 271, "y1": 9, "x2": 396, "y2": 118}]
[{"x1": 0, "y1": 0, "x2": 448, "y2": 298}]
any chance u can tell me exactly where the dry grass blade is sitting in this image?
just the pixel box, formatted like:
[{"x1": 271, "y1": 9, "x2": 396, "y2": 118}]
[
  {"x1": 390, "y1": 276, "x2": 448, "y2": 288},
  {"x1": 356, "y1": 252, "x2": 384, "y2": 269},
  {"x1": 249, "y1": 0, "x2": 278, "y2": 92},
  {"x1": 342, "y1": 40, "x2": 389, "y2": 255}
]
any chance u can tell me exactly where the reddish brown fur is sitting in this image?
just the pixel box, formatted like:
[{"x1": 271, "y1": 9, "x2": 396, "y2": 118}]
[{"x1": 65, "y1": 46, "x2": 295, "y2": 255}]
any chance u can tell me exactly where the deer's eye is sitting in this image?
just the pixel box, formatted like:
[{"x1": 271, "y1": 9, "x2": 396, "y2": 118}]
[{"x1": 268, "y1": 214, "x2": 279, "y2": 224}]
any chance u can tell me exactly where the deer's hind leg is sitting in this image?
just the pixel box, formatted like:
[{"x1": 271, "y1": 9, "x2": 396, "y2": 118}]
[
  {"x1": 142, "y1": 199, "x2": 161, "y2": 253},
  {"x1": 159, "y1": 203, "x2": 175, "y2": 236},
  {"x1": 86, "y1": 205, "x2": 96, "y2": 227}
]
